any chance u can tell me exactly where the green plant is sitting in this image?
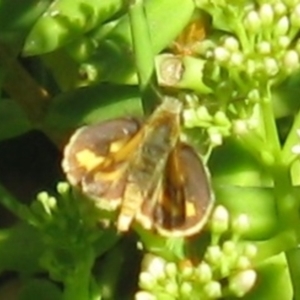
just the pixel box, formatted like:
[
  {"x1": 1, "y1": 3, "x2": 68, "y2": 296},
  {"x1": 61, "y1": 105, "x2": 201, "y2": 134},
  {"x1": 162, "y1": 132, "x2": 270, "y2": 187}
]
[{"x1": 0, "y1": 0, "x2": 300, "y2": 299}]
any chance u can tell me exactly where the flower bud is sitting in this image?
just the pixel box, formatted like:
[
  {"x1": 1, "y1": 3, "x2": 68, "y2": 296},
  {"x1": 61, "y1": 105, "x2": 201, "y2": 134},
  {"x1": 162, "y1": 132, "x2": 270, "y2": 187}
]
[
  {"x1": 135, "y1": 291, "x2": 156, "y2": 300},
  {"x1": 196, "y1": 262, "x2": 212, "y2": 283},
  {"x1": 204, "y1": 281, "x2": 222, "y2": 298},
  {"x1": 222, "y1": 241, "x2": 236, "y2": 255},
  {"x1": 233, "y1": 119, "x2": 248, "y2": 134},
  {"x1": 283, "y1": 50, "x2": 300, "y2": 73},
  {"x1": 57, "y1": 182, "x2": 70, "y2": 194},
  {"x1": 205, "y1": 245, "x2": 223, "y2": 264},
  {"x1": 292, "y1": 144, "x2": 300, "y2": 155},
  {"x1": 257, "y1": 41, "x2": 272, "y2": 55},
  {"x1": 232, "y1": 214, "x2": 250, "y2": 235},
  {"x1": 263, "y1": 57, "x2": 279, "y2": 76},
  {"x1": 244, "y1": 11, "x2": 261, "y2": 33},
  {"x1": 183, "y1": 108, "x2": 198, "y2": 128},
  {"x1": 243, "y1": 244, "x2": 258, "y2": 259},
  {"x1": 139, "y1": 272, "x2": 156, "y2": 290},
  {"x1": 165, "y1": 263, "x2": 177, "y2": 278},
  {"x1": 208, "y1": 128, "x2": 223, "y2": 146},
  {"x1": 181, "y1": 264, "x2": 194, "y2": 279},
  {"x1": 247, "y1": 89, "x2": 260, "y2": 103},
  {"x1": 165, "y1": 282, "x2": 178, "y2": 295},
  {"x1": 180, "y1": 282, "x2": 193, "y2": 296},
  {"x1": 229, "y1": 52, "x2": 244, "y2": 67},
  {"x1": 259, "y1": 4, "x2": 274, "y2": 26},
  {"x1": 223, "y1": 36, "x2": 240, "y2": 52},
  {"x1": 245, "y1": 59, "x2": 257, "y2": 75},
  {"x1": 277, "y1": 36, "x2": 290, "y2": 49},
  {"x1": 211, "y1": 205, "x2": 230, "y2": 234},
  {"x1": 214, "y1": 46, "x2": 230, "y2": 63},
  {"x1": 229, "y1": 269, "x2": 257, "y2": 297},
  {"x1": 145, "y1": 256, "x2": 166, "y2": 279},
  {"x1": 236, "y1": 256, "x2": 251, "y2": 269},
  {"x1": 273, "y1": 3, "x2": 287, "y2": 16},
  {"x1": 274, "y1": 16, "x2": 289, "y2": 36},
  {"x1": 37, "y1": 192, "x2": 57, "y2": 214}
]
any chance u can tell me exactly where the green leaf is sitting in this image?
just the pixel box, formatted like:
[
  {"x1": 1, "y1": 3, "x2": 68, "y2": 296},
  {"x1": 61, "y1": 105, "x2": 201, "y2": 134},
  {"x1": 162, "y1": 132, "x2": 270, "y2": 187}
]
[
  {"x1": 19, "y1": 279, "x2": 62, "y2": 300},
  {"x1": 23, "y1": 0, "x2": 124, "y2": 55},
  {"x1": 0, "y1": 99, "x2": 32, "y2": 141},
  {"x1": 0, "y1": 223, "x2": 44, "y2": 274},
  {"x1": 214, "y1": 185, "x2": 278, "y2": 240},
  {"x1": 244, "y1": 253, "x2": 293, "y2": 300},
  {"x1": 43, "y1": 84, "x2": 142, "y2": 140},
  {"x1": 0, "y1": 0, "x2": 53, "y2": 51},
  {"x1": 209, "y1": 139, "x2": 273, "y2": 187},
  {"x1": 80, "y1": 0, "x2": 195, "y2": 84}
]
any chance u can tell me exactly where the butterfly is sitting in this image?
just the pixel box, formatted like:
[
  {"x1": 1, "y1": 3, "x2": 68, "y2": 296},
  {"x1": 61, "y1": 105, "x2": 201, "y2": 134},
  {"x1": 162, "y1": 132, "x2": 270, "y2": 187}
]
[{"x1": 62, "y1": 96, "x2": 214, "y2": 237}]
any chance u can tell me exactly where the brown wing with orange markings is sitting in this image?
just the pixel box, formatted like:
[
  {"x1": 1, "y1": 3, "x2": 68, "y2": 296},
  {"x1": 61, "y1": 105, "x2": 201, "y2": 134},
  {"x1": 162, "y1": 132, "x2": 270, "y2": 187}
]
[
  {"x1": 137, "y1": 142, "x2": 214, "y2": 237},
  {"x1": 62, "y1": 118, "x2": 141, "y2": 209},
  {"x1": 62, "y1": 97, "x2": 214, "y2": 237}
]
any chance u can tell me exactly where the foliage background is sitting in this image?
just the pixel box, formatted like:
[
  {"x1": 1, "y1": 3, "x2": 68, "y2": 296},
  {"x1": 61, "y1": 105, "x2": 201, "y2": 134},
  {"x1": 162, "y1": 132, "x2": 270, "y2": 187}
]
[{"x1": 0, "y1": 0, "x2": 300, "y2": 299}]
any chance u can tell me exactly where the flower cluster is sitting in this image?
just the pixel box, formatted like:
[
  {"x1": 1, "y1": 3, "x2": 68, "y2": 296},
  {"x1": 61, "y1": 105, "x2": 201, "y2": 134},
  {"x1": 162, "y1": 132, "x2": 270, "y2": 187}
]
[
  {"x1": 136, "y1": 206, "x2": 257, "y2": 300},
  {"x1": 176, "y1": 1, "x2": 300, "y2": 149}
]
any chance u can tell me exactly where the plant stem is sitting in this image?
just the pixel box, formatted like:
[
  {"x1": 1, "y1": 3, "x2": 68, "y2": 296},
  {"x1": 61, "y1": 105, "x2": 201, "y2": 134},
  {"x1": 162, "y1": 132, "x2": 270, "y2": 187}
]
[
  {"x1": 259, "y1": 87, "x2": 281, "y2": 157},
  {"x1": 286, "y1": 247, "x2": 300, "y2": 300},
  {"x1": 259, "y1": 86, "x2": 300, "y2": 296},
  {"x1": 272, "y1": 163, "x2": 300, "y2": 300},
  {"x1": 0, "y1": 184, "x2": 33, "y2": 221},
  {"x1": 259, "y1": 87, "x2": 300, "y2": 236},
  {"x1": 127, "y1": 0, "x2": 160, "y2": 114},
  {"x1": 282, "y1": 108, "x2": 300, "y2": 165},
  {"x1": 235, "y1": 130, "x2": 272, "y2": 168},
  {"x1": 0, "y1": 42, "x2": 51, "y2": 124},
  {"x1": 272, "y1": 165, "x2": 298, "y2": 231},
  {"x1": 63, "y1": 247, "x2": 95, "y2": 300}
]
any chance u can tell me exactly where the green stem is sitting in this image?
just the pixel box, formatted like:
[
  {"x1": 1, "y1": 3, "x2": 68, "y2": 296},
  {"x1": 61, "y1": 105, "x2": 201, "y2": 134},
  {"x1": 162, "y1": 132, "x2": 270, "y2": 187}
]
[
  {"x1": 259, "y1": 87, "x2": 281, "y2": 156},
  {"x1": 234, "y1": 86, "x2": 281, "y2": 170},
  {"x1": 286, "y1": 247, "x2": 300, "y2": 300},
  {"x1": 253, "y1": 231, "x2": 296, "y2": 263},
  {"x1": 235, "y1": 80, "x2": 300, "y2": 296},
  {"x1": 234, "y1": 129, "x2": 273, "y2": 168},
  {"x1": 259, "y1": 82, "x2": 300, "y2": 296},
  {"x1": 260, "y1": 95, "x2": 300, "y2": 299},
  {"x1": 282, "y1": 108, "x2": 300, "y2": 165},
  {"x1": 63, "y1": 247, "x2": 95, "y2": 300},
  {"x1": 272, "y1": 165, "x2": 298, "y2": 231},
  {"x1": 127, "y1": 0, "x2": 160, "y2": 114},
  {"x1": 257, "y1": 87, "x2": 300, "y2": 235},
  {"x1": 256, "y1": 84, "x2": 300, "y2": 294},
  {"x1": 0, "y1": 184, "x2": 33, "y2": 221},
  {"x1": 0, "y1": 42, "x2": 51, "y2": 124},
  {"x1": 272, "y1": 164, "x2": 300, "y2": 299},
  {"x1": 233, "y1": 17, "x2": 251, "y2": 53}
]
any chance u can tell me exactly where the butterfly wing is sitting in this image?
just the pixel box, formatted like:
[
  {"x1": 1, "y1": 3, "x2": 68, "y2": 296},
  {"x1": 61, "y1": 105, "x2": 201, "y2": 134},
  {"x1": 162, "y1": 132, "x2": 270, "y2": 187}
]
[
  {"x1": 153, "y1": 143, "x2": 214, "y2": 237},
  {"x1": 62, "y1": 118, "x2": 141, "y2": 209}
]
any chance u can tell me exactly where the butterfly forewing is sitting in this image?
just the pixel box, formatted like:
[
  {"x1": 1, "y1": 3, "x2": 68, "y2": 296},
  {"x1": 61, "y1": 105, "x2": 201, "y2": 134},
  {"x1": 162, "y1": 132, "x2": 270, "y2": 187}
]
[{"x1": 62, "y1": 118, "x2": 141, "y2": 208}]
